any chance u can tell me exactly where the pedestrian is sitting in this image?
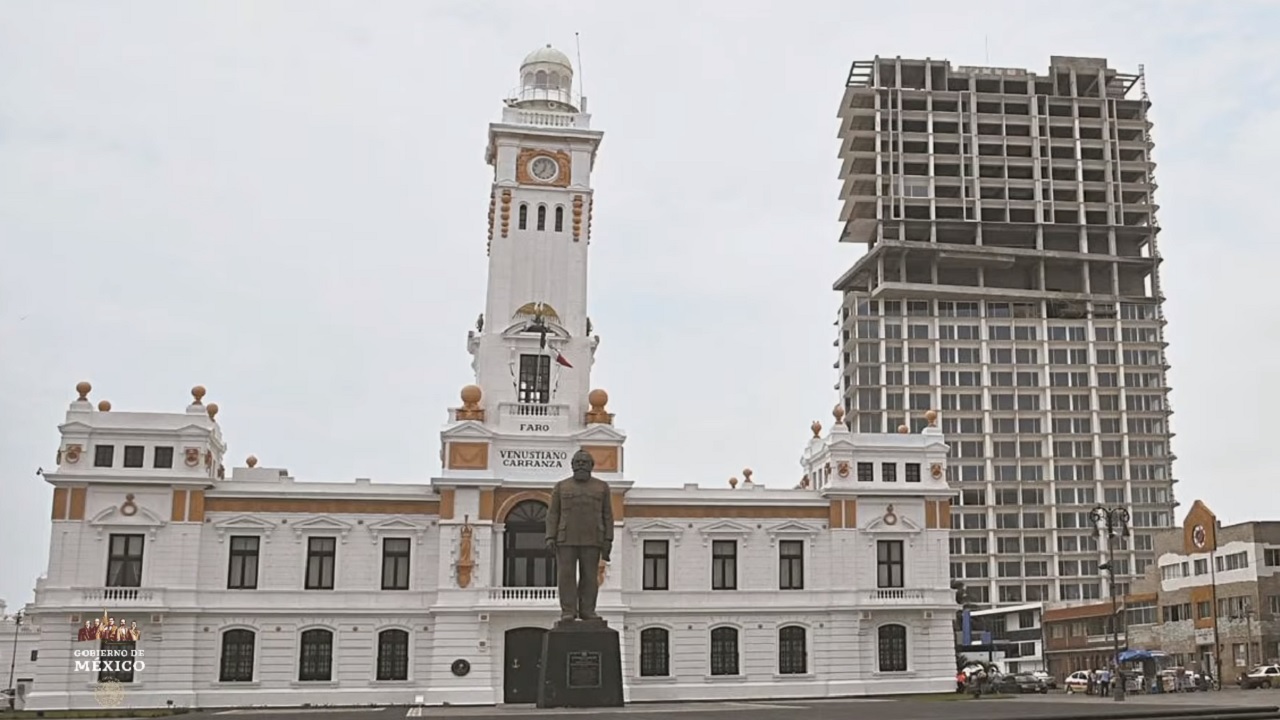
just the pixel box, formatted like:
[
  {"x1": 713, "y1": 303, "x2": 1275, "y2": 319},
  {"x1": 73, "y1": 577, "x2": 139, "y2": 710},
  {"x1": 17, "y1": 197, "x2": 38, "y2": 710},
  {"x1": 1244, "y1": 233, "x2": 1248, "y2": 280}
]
[
  {"x1": 1086, "y1": 669, "x2": 1095, "y2": 695},
  {"x1": 1100, "y1": 667, "x2": 1112, "y2": 697}
]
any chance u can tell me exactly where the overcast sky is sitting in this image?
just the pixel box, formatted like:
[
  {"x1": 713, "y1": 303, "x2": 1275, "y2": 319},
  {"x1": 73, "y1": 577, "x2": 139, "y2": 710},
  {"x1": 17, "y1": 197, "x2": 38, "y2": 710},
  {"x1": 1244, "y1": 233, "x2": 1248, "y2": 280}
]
[{"x1": 2, "y1": 1, "x2": 1277, "y2": 606}]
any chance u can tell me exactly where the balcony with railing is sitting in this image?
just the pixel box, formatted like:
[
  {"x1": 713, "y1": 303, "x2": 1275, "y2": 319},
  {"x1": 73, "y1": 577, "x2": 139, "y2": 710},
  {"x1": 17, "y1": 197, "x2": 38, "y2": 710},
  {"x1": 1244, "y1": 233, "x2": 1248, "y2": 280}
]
[
  {"x1": 497, "y1": 402, "x2": 571, "y2": 432},
  {"x1": 76, "y1": 587, "x2": 164, "y2": 607},
  {"x1": 486, "y1": 587, "x2": 558, "y2": 604}
]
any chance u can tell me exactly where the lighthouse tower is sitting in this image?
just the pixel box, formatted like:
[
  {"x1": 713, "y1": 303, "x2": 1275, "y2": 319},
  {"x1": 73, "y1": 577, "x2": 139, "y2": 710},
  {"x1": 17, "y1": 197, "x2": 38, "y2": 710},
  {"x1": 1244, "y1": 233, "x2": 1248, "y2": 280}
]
[{"x1": 438, "y1": 45, "x2": 625, "y2": 481}]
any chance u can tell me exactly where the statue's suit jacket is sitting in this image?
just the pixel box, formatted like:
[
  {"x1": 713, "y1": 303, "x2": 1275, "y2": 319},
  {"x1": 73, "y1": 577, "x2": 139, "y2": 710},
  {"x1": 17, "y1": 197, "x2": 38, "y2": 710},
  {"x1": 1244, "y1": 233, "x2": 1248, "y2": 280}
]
[{"x1": 545, "y1": 476, "x2": 614, "y2": 547}]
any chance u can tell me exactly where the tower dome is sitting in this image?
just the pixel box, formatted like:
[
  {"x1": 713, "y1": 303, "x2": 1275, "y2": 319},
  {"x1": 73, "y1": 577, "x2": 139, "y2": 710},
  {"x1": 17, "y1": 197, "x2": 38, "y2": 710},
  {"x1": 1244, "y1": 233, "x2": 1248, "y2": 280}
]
[{"x1": 513, "y1": 44, "x2": 577, "y2": 112}]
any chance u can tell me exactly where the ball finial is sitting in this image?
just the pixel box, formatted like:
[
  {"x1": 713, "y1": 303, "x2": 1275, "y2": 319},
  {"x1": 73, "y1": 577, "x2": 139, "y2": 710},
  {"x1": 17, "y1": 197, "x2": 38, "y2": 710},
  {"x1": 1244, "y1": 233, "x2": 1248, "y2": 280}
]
[
  {"x1": 75, "y1": 381, "x2": 92, "y2": 401},
  {"x1": 206, "y1": 403, "x2": 219, "y2": 420},
  {"x1": 588, "y1": 388, "x2": 609, "y2": 410},
  {"x1": 97, "y1": 400, "x2": 112, "y2": 412},
  {"x1": 810, "y1": 420, "x2": 822, "y2": 438},
  {"x1": 729, "y1": 477, "x2": 738, "y2": 488},
  {"x1": 833, "y1": 404, "x2": 845, "y2": 422},
  {"x1": 743, "y1": 468, "x2": 753, "y2": 481},
  {"x1": 460, "y1": 384, "x2": 482, "y2": 407},
  {"x1": 924, "y1": 409, "x2": 938, "y2": 426},
  {"x1": 246, "y1": 455, "x2": 258, "y2": 468},
  {"x1": 191, "y1": 386, "x2": 206, "y2": 404},
  {"x1": 898, "y1": 424, "x2": 909, "y2": 434}
]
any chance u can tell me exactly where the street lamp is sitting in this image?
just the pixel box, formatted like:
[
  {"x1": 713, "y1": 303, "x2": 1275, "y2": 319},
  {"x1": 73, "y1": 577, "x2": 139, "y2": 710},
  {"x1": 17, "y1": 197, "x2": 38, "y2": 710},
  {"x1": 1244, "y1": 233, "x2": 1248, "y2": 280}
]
[
  {"x1": 1092, "y1": 505, "x2": 1130, "y2": 702},
  {"x1": 5, "y1": 610, "x2": 21, "y2": 711}
]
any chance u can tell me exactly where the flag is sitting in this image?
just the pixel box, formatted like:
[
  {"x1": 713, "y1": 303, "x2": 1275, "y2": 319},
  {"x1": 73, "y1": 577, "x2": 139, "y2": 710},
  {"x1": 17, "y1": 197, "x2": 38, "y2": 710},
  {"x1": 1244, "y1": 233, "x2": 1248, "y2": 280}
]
[{"x1": 554, "y1": 351, "x2": 573, "y2": 368}]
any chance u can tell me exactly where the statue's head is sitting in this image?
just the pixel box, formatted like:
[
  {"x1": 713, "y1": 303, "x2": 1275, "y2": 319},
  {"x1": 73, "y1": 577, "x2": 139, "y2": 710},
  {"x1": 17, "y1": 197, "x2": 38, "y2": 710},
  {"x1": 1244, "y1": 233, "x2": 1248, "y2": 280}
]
[{"x1": 571, "y1": 449, "x2": 595, "y2": 480}]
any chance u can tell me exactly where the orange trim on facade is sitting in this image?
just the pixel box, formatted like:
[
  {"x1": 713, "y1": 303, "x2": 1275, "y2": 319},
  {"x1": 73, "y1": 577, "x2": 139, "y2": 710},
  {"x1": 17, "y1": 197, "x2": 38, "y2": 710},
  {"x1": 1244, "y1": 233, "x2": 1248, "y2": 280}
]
[
  {"x1": 1190, "y1": 585, "x2": 1215, "y2": 628},
  {"x1": 68, "y1": 487, "x2": 87, "y2": 521},
  {"x1": 447, "y1": 442, "x2": 490, "y2": 471},
  {"x1": 1127, "y1": 592, "x2": 1158, "y2": 603},
  {"x1": 610, "y1": 493, "x2": 626, "y2": 522},
  {"x1": 204, "y1": 497, "x2": 440, "y2": 515},
  {"x1": 494, "y1": 490, "x2": 553, "y2": 523},
  {"x1": 581, "y1": 445, "x2": 620, "y2": 473},
  {"x1": 188, "y1": 490, "x2": 206, "y2": 522},
  {"x1": 171, "y1": 490, "x2": 188, "y2": 522},
  {"x1": 926, "y1": 499, "x2": 951, "y2": 529},
  {"x1": 627, "y1": 505, "x2": 829, "y2": 520},
  {"x1": 1044, "y1": 602, "x2": 1114, "y2": 622},
  {"x1": 478, "y1": 489, "x2": 495, "y2": 521},
  {"x1": 51, "y1": 488, "x2": 69, "y2": 520},
  {"x1": 438, "y1": 488, "x2": 456, "y2": 520},
  {"x1": 1182, "y1": 500, "x2": 1218, "y2": 555}
]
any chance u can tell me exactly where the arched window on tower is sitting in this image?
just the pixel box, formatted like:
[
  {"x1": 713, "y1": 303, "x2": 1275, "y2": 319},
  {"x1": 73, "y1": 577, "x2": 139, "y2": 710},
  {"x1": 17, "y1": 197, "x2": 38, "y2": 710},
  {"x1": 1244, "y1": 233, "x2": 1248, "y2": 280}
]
[
  {"x1": 536, "y1": 205, "x2": 547, "y2": 231},
  {"x1": 554, "y1": 206, "x2": 564, "y2": 232},
  {"x1": 518, "y1": 204, "x2": 528, "y2": 230}
]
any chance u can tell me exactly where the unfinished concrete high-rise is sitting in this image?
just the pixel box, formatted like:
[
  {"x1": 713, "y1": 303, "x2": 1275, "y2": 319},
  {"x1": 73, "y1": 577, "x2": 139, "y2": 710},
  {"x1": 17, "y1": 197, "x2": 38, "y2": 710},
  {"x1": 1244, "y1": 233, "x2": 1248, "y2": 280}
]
[{"x1": 834, "y1": 56, "x2": 1175, "y2": 608}]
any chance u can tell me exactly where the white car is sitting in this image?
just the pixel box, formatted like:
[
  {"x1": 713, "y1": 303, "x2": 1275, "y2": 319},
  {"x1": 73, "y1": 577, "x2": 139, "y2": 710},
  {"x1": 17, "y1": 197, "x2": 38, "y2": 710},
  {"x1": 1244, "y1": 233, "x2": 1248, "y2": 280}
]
[
  {"x1": 1239, "y1": 665, "x2": 1280, "y2": 689},
  {"x1": 1032, "y1": 670, "x2": 1057, "y2": 689},
  {"x1": 1064, "y1": 670, "x2": 1091, "y2": 693}
]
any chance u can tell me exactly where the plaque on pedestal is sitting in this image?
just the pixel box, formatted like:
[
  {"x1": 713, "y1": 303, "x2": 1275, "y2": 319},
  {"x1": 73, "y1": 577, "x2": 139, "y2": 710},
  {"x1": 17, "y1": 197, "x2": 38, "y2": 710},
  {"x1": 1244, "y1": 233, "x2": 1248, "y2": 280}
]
[{"x1": 536, "y1": 622, "x2": 623, "y2": 708}]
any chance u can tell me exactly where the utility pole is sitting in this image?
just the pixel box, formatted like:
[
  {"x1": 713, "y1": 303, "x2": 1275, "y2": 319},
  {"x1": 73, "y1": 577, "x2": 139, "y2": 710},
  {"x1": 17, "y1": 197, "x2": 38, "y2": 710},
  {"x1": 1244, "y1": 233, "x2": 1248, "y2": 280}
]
[
  {"x1": 1092, "y1": 505, "x2": 1130, "y2": 702},
  {"x1": 6, "y1": 610, "x2": 21, "y2": 711}
]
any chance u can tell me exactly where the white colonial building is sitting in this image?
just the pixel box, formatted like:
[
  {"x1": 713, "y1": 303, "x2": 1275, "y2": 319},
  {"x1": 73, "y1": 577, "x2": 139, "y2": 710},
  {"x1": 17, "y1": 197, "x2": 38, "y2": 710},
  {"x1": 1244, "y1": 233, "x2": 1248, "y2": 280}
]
[{"x1": 17, "y1": 45, "x2": 959, "y2": 711}]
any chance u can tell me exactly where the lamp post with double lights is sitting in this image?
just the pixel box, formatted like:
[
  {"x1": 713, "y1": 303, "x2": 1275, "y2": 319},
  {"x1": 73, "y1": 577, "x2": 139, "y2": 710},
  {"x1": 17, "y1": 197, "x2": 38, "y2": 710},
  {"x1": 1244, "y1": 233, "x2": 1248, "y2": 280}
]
[{"x1": 1092, "y1": 505, "x2": 1130, "y2": 701}]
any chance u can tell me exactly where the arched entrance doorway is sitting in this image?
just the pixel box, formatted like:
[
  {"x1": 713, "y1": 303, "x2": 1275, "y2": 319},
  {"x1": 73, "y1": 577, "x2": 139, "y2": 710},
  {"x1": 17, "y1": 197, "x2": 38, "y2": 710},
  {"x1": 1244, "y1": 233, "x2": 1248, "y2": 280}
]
[
  {"x1": 503, "y1": 500, "x2": 556, "y2": 587},
  {"x1": 503, "y1": 627, "x2": 547, "y2": 704}
]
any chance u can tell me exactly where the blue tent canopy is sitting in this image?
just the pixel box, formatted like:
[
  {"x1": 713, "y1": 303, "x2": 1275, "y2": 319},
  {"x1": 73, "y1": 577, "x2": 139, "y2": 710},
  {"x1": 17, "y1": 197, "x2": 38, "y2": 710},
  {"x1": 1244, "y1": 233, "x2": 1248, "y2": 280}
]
[{"x1": 1117, "y1": 649, "x2": 1168, "y2": 663}]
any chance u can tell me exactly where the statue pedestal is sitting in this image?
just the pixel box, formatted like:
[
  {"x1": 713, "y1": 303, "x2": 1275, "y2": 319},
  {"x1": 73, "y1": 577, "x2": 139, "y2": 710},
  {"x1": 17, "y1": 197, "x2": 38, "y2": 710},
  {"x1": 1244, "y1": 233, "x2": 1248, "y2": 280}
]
[{"x1": 536, "y1": 621, "x2": 623, "y2": 709}]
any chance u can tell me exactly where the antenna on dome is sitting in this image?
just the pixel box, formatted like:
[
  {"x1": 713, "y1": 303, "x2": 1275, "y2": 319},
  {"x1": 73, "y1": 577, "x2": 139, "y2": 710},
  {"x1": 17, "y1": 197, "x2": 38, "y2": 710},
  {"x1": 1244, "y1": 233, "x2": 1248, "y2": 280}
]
[{"x1": 575, "y1": 32, "x2": 587, "y2": 103}]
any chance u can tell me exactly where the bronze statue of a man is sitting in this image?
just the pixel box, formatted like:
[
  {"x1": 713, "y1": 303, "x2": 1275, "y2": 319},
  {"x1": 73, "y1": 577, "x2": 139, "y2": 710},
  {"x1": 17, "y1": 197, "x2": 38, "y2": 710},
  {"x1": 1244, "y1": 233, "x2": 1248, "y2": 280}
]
[{"x1": 545, "y1": 449, "x2": 614, "y2": 623}]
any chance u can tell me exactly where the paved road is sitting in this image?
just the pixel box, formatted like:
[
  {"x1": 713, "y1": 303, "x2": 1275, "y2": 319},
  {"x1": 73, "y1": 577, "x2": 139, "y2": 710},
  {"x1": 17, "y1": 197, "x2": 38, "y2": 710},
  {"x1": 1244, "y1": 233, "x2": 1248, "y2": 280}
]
[{"x1": 185, "y1": 694, "x2": 1280, "y2": 720}]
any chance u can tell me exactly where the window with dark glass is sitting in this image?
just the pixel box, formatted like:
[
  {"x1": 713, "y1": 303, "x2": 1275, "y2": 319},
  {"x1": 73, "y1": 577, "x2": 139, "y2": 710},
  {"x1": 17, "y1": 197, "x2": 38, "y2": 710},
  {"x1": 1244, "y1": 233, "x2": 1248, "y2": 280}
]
[
  {"x1": 227, "y1": 536, "x2": 260, "y2": 590},
  {"x1": 517, "y1": 354, "x2": 552, "y2": 404},
  {"x1": 882, "y1": 463, "x2": 897, "y2": 482},
  {"x1": 642, "y1": 539, "x2": 669, "y2": 590},
  {"x1": 219, "y1": 629, "x2": 255, "y2": 682},
  {"x1": 905, "y1": 463, "x2": 921, "y2": 482},
  {"x1": 639, "y1": 627, "x2": 669, "y2": 677},
  {"x1": 503, "y1": 500, "x2": 556, "y2": 587},
  {"x1": 709, "y1": 626, "x2": 739, "y2": 676},
  {"x1": 554, "y1": 206, "x2": 564, "y2": 232},
  {"x1": 298, "y1": 629, "x2": 333, "y2": 681},
  {"x1": 779, "y1": 540, "x2": 804, "y2": 590},
  {"x1": 536, "y1": 204, "x2": 547, "y2": 231},
  {"x1": 105, "y1": 534, "x2": 144, "y2": 587},
  {"x1": 305, "y1": 537, "x2": 336, "y2": 590},
  {"x1": 518, "y1": 203, "x2": 528, "y2": 230},
  {"x1": 856, "y1": 462, "x2": 873, "y2": 482},
  {"x1": 98, "y1": 639, "x2": 137, "y2": 683},
  {"x1": 778, "y1": 626, "x2": 807, "y2": 674},
  {"x1": 877, "y1": 540, "x2": 905, "y2": 588},
  {"x1": 877, "y1": 624, "x2": 908, "y2": 672},
  {"x1": 153, "y1": 446, "x2": 174, "y2": 469},
  {"x1": 94, "y1": 445, "x2": 114, "y2": 468},
  {"x1": 122, "y1": 445, "x2": 145, "y2": 468},
  {"x1": 376, "y1": 629, "x2": 409, "y2": 681},
  {"x1": 382, "y1": 538, "x2": 411, "y2": 590},
  {"x1": 711, "y1": 540, "x2": 737, "y2": 590}
]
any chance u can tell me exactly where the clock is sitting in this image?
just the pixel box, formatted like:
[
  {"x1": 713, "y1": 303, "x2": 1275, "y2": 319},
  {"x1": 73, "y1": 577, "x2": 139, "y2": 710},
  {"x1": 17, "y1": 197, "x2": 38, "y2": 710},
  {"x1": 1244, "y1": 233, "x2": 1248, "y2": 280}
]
[
  {"x1": 1192, "y1": 524, "x2": 1207, "y2": 549},
  {"x1": 528, "y1": 156, "x2": 559, "y2": 182}
]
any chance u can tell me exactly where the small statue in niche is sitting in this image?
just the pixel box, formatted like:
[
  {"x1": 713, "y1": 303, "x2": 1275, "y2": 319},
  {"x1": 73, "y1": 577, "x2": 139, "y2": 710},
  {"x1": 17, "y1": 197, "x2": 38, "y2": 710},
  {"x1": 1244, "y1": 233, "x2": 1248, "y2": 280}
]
[{"x1": 476, "y1": 314, "x2": 484, "y2": 332}]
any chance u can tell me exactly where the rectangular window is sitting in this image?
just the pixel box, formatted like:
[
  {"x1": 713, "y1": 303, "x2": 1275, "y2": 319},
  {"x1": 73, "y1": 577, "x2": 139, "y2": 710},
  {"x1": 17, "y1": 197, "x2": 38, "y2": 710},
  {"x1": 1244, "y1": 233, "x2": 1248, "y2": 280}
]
[
  {"x1": 105, "y1": 534, "x2": 144, "y2": 587},
  {"x1": 98, "y1": 640, "x2": 137, "y2": 683},
  {"x1": 856, "y1": 462, "x2": 873, "y2": 482},
  {"x1": 882, "y1": 463, "x2": 897, "y2": 482},
  {"x1": 122, "y1": 445, "x2": 145, "y2": 468},
  {"x1": 877, "y1": 540, "x2": 904, "y2": 588},
  {"x1": 153, "y1": 446, "x2": 174, "y2": 469},
  {"x1": 227, "y1": 536, "x2": 260, "y2": 590},
  {"x1": 779, "y1": 540, "x2": 804, "y2": 590},
  {"x1": 94, "y1": 445, "x2": 114, "y2": 468},
  {"x1": 711, "y1": 540, "x2": 737, "y2": 590},
  {"x1": 517, "y1": 354, "x2": 552, "y2": 404},
  {"x1": 305, "y1": 537, "x2": 337, "y2": 590},
  {"x1": 905, "y1": 463, "x2": 921, "y2": 482},
  {"x1": 381, "y1": 538, "x2": 411, "y2": 590},
  {"x1": 639, "y1": 628, "x2": 669, "y2": 676},
  {"x1": 642, "y1": 539, "x2": 669, "y2": 590}
]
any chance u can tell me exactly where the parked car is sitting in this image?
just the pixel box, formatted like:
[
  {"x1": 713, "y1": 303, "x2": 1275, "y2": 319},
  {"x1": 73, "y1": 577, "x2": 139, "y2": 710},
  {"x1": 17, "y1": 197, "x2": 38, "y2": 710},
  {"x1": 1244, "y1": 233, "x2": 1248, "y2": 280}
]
[
  {"x1": 994, "y1": 672, "x2": 1049, "y2": 694},
  {"x1": 1239, "y1": 665, "x2": 1280, "y2": 689},
  {"x1": 1064, "y1": 670, "x2": 1091, "y2": 694},
  {"x1": 1032, "y1": 670, "x2": 1057, "y2": 689}
]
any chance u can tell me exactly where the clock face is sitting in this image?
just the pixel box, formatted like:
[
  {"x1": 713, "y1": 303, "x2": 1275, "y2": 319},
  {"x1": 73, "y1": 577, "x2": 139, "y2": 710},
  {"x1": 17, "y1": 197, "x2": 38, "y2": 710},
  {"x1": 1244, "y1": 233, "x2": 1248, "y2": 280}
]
[
  {"x1": 529, "y1": 156, "x2": 559, "y2": 182},
  {"x1": 1192, "y1": 524, "x2": 1207, "y2": 549}
]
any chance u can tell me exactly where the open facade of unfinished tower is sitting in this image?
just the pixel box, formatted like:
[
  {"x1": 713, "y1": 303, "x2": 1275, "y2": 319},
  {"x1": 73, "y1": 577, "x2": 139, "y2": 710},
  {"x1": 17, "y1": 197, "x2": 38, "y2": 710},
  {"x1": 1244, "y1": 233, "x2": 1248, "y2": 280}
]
[{"x1": 834, "y1": 56, "x2": 1175, "y2": 608}]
